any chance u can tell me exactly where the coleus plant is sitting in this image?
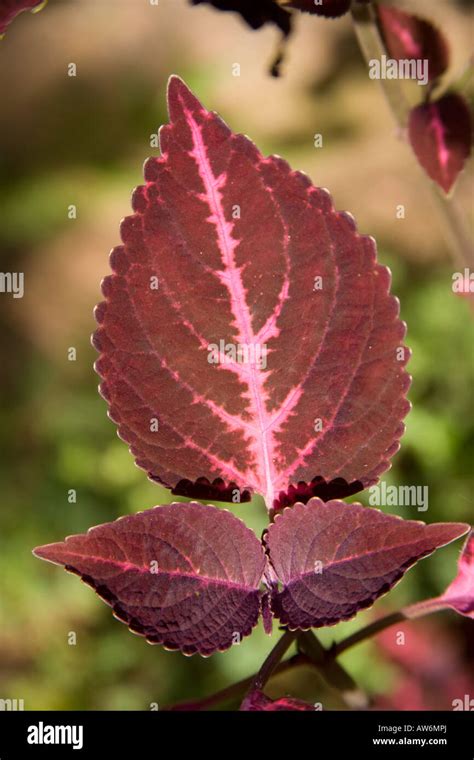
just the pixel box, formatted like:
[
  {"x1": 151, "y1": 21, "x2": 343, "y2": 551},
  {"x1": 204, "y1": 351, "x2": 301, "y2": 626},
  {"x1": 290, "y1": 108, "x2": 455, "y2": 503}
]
[{"x1": 33, "y1": 78, "x2": 472, "y2": 709}]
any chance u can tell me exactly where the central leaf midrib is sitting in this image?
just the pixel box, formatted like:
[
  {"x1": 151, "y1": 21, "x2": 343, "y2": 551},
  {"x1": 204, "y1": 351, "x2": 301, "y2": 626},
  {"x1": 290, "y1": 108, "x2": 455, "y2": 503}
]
[{"x1": 185, "y1": 107, "x2": 277, "y2": 507}]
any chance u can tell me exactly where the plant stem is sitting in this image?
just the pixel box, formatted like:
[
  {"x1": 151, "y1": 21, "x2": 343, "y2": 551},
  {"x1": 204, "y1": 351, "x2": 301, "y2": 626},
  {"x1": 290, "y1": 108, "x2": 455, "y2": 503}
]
[
  {"x1": 332, "y1": 596, "x2": 450, "y2": 657},
  {"x1": 169, "y1": 598, "x2": 452, "y2": 710},
  {"x1": 297, "y1": 630, "x2": 368, "y2": 708},
  {"x1": 351, "y1": 1, "x2": 473, "y2": 268},
  {"x1": 168, "y1": 649, "x2": 307, "y2": 711},
  {"x1": 250, "y1": 629, "x2": 296, "y2": 691},
  {"x1": 351, "y1": 1, "x2": 410, "y2": 124}
]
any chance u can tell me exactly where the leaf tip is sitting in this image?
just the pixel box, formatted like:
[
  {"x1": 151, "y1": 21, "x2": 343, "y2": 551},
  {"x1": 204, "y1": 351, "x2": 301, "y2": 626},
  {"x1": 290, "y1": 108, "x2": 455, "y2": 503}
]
[
  {"x1": 444, "y1": 522, "x2": 471, "y2": 543},
  {"x1": 167, "y1": 75, "x2": 202, "y2": 122},
  {"x1": 32, "y1": 542, "x2": 57, "y2": 563}
]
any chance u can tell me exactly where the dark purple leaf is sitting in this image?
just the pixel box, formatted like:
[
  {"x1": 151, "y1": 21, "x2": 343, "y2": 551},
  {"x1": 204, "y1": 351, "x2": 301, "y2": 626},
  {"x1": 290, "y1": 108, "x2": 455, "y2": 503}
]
[
  {"x1": 241, "y1": 688, "x2": 315, "y2": 710},
  {"x1": 0, "y1": 0, "x2": 44, "y2": 35},
  {"x1": 438, "y1": 530, "x2": 474, "y2": 619},
  {"x1": 33, "y1": 502, "x2": 266, "y2": 656},
  {"x1": 190, "y1": 0, "x2": 292, "y2": 36},
  {"x1": 190, "y1": 1, "x2": 293, "y2": 75},
  {"x1": 284, "y1": 0, "x2": 351, "y2": 18},
  {"x1": 93, "y1": 76, "x2": 410, "y2": 511},
  {"x1": 264, "y1": 498, "x2": 469, "y2": 629},
  {"x1": 377, "y1": 5, "x2": 450, "y2": 82},
  {"x1": 409, "y1": 93, "x2": 472, "y2": 194}
]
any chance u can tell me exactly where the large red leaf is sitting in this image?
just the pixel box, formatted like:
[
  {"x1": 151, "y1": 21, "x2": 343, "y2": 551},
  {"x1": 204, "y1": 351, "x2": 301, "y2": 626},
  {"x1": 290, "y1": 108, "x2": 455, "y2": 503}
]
[
  {"x1": 377, "y1": 5, "x2": 449, "y2": 82},
  {"x1": 409, "y1": 94, "x2": 472, "y2": 194},
  {"x1": 93, "y1": 76, "x2": 410, "y2": 510},
  {"x1": 264, "y1": 498, "x2": 469, "y2": 629},
  {"x1": 0, "y1": 0, "x2": 45, "y2": 36},
  {"x1": 33, "y1": 502, "x2": 266, "y2": 656},
  {"x1": 438, "y1": 530, "x2": 474, "y2": 619}
]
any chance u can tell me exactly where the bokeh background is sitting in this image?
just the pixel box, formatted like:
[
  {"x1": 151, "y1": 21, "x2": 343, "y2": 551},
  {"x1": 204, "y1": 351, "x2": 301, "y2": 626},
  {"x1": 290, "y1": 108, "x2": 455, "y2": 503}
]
[{"x1": 0, "y1": 0, "x2": 473, "y2": 710}]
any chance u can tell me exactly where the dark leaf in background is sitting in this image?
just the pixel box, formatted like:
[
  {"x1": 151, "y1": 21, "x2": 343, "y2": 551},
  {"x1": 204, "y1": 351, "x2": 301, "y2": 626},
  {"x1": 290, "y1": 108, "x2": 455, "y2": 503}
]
[
  {"x1": 283, "y1": 0, "x2": 351, "y2": 18},
  {"x1": 409, "y1": 93, "x2": 472, "y2": 193},
  {"x1": 241, "y1": 688, "x2": 315, "y2": 710},
  {"x1": 0, "y1": 0, "x2": 45, "y2": 36},
  {"x1": 190, "y1": 0, "x2": 292, "y2": 35},
  {"x1": 264, "y1": 498, "x2": 469, "y2": 629},
  {"x1": 377, "y1": 5, "x2": 450, "y2": 82},
  {"x1": 33, "y1": 502, "x2": 266, "y2": 656},
  {"x1": 190, "y1": 0, "x2": 292, "y2": 75},
  {"x1": 93, "y1": 76, "x2": 410, "y2": 511}
]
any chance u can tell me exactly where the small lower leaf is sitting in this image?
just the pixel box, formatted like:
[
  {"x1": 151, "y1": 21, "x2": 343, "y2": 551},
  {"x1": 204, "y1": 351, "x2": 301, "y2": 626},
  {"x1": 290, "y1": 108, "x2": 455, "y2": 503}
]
[
  {"x1": 33, "y1": 502, "x2": 266, "y2": 656},
  {"x1": 376, "y1": 5, "x2": 449, "y2": 83},
  {"x1": 408, "y1": 94, "x2": 472, "y2": 194},
  {"x1": 265, "y1": 498, "x2": 469, "y2": 629}
]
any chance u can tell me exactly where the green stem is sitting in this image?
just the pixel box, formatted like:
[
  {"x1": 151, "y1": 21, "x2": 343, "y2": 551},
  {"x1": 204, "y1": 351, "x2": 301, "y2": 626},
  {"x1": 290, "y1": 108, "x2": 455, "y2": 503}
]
[
  {"x1": 351, "y1": 1, "x2": 473, "y2": 268},
  {"x1": 168, "y1": 649, "x2": 307, "y2": 711},
  {"x1": 169, "y1": 598, "x2": 453, "y2": 710},
  {"x1": 351, "y1": 1, "x2": 410, "y2": 124}
]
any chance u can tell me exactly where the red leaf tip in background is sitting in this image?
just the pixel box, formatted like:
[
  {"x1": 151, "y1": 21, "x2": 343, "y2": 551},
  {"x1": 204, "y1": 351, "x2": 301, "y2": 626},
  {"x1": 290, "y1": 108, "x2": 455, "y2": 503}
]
[
  {"x1": 93, "y1": 75, "x2": 411, "y2": 510},
  {"x1": 0, "y1": 0, "x2": 46, "y2": 36},
  {"x1": 241, "y1": 688, "x2": 316, "y2": 711},
  {"x1": 264, "y1": 498, "x2": 469, "y2": 629},
  {"x1": 409, "y1": 93, "x2": 472, "y2": 194},
  {"x1": 439, "y1": 530, "x2": 474, "y2": 619},
  {"x1": 33, "y1": 502, "x2": 266, "y2": 656},
  {"x1": 377, "y1": 5, "x2": 450, "y2": 82}
]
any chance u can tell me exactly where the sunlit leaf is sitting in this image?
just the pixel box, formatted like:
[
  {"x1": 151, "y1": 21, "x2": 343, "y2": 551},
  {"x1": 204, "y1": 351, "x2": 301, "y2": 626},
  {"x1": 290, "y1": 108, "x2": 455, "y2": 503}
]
[{"x1": 93, "y1": 76, "x2": 410, "y2": 511}]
